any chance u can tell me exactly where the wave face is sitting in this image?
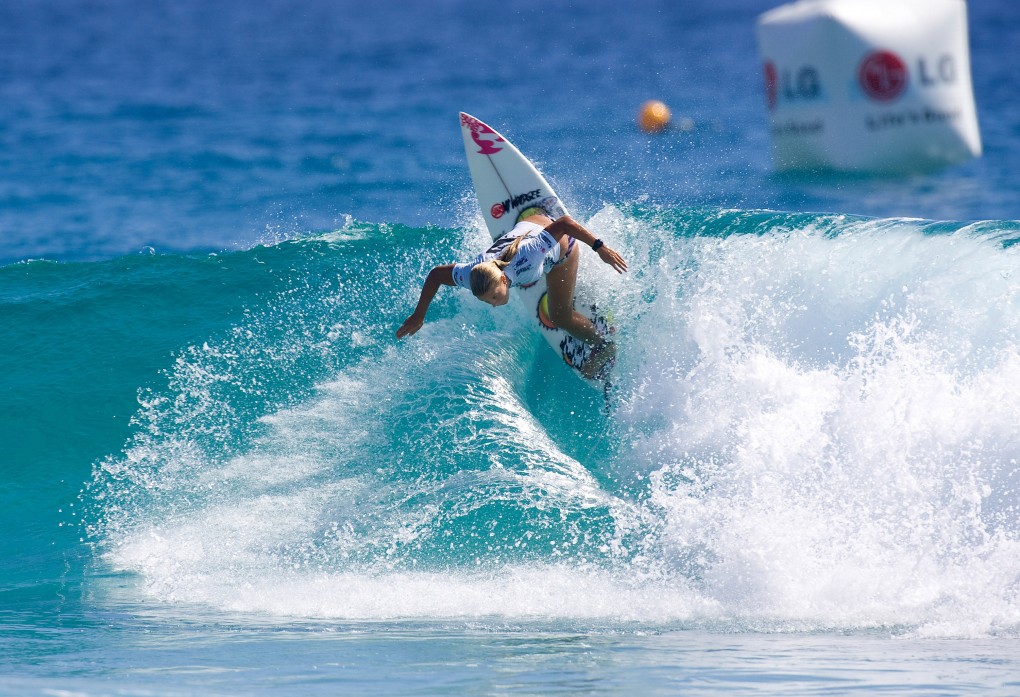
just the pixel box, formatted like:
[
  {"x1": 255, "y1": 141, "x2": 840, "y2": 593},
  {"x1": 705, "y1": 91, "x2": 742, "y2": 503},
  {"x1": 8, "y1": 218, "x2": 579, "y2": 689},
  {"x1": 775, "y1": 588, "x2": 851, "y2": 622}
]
[{"x1": 64, "y1": 207, "x2": 1020, "y2": 636}]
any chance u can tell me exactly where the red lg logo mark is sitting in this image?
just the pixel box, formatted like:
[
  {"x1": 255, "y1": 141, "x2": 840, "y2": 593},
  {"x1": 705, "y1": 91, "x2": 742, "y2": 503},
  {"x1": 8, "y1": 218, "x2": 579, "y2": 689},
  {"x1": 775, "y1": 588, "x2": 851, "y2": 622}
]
[
  {"x1": 859, "y1": 51, "x2": 908, "y2": 102},
  {"x1": 763, "y1": 61, "x2": 778, "y2": 111}
]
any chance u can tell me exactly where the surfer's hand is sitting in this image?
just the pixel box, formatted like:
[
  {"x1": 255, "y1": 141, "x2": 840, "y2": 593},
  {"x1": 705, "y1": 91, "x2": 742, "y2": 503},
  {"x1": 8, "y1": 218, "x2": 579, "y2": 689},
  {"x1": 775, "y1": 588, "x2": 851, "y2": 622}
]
[
  {"x1": 396, "y1": 313, "x2": 424, "y2": 339},
  {"x1": 597, "y1": 245, "x2": 628, "y2": 274}
]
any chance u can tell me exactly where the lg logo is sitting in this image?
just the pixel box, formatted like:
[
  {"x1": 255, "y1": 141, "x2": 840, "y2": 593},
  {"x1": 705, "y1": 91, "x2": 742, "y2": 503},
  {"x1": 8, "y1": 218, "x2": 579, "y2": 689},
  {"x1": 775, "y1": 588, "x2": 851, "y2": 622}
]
[
  {"x1": 764, "y1": 61, "x2": 821, "y2": 111},
  {"x1": 764, "y1": 52, "x2": 960, "y2": 109},
  {"x1": 858, "y1": 50, "x2": 958, "y2": 102}
]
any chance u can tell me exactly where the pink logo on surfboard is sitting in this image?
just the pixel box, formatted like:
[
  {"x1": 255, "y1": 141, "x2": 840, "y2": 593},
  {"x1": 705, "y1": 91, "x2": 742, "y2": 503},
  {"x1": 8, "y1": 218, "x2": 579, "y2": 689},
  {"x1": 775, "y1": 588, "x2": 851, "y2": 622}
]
[{"x1": 461, "y1": 113, "x2": 504, "y2": 155}]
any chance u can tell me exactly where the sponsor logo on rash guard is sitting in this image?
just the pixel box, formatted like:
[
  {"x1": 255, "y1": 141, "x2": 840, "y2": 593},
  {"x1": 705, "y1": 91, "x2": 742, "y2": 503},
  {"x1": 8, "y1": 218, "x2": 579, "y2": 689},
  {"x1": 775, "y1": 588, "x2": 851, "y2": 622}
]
[{"x1": 512, "y1": 255, "x2": 533, "y2": 277}]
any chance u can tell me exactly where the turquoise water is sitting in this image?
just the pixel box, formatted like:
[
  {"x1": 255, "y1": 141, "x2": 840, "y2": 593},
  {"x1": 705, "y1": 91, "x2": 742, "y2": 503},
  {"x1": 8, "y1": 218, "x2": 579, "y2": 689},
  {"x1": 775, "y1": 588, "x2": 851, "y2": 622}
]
[
  {"x1": 4, "y1": 0, "x2": 1020, "y2": 692},
  {"x1": 5, "y1": 211, "x2": 1020, "y2": 693}
]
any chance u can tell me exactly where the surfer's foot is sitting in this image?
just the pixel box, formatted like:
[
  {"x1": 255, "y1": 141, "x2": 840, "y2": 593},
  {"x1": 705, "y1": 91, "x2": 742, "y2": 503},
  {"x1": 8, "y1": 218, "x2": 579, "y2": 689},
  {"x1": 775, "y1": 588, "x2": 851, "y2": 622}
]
[{"x1": 581, "y1": 340, "x2": 616, "y2": 380}]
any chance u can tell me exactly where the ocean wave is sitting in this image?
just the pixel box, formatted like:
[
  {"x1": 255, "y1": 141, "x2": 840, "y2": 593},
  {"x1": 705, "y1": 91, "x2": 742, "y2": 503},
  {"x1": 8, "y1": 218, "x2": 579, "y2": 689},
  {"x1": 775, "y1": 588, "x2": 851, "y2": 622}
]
[{"x1": 56, "y1": 206, "x2": 1020, "y2": 636}]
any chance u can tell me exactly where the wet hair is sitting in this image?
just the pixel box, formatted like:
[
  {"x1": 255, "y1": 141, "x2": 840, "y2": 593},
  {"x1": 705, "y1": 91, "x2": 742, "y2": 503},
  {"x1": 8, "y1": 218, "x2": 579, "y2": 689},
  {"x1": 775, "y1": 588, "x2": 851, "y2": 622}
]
[
  {"x1": 469, "y1": 261, "x2": 504, "y2": 297},
  {"x1": 469, "y1": 234, "x2": 528, "y2": 298}
]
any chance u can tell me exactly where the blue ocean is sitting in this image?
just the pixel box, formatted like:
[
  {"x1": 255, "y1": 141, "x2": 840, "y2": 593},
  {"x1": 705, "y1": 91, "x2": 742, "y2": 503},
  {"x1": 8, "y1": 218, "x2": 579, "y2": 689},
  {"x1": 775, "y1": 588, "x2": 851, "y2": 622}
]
[{"x1": 3, "y1": 0, "x2": 1019, "y2": 693}]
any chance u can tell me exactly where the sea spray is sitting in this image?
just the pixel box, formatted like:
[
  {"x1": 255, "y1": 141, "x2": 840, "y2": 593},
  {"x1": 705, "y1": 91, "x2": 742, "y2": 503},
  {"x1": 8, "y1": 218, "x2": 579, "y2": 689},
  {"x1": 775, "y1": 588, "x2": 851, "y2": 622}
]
[
  {"x1": 84, "y1": 207, "x2": 1020, "y2": 636},
  {"x1": 614, "y1": 211, "x2": 1020, "y2": 635}
]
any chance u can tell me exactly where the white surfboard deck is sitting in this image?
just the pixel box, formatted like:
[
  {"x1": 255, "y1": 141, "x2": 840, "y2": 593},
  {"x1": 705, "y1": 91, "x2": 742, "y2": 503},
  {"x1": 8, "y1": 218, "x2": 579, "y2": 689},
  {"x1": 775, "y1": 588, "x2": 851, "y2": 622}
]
[{"x1": 459, "y1": 112, "x2": 612, "y2": 382}]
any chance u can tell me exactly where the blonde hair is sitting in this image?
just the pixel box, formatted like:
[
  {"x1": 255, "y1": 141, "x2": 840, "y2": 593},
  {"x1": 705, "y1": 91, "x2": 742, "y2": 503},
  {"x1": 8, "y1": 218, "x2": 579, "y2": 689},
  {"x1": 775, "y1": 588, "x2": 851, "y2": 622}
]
[{"x1": 469, "y1": 234, "x2": 528, "y2": 298}]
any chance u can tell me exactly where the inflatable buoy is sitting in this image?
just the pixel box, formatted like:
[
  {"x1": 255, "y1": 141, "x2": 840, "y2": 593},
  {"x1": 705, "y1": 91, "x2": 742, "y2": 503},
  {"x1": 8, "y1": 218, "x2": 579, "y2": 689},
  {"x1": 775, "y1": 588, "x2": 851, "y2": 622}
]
[
  {"x1": 638, "y1": 100, "x2": 671, "y2": 133},
  {"x1": 757, "y1": 0, "x2": 981, "y2": 172}
]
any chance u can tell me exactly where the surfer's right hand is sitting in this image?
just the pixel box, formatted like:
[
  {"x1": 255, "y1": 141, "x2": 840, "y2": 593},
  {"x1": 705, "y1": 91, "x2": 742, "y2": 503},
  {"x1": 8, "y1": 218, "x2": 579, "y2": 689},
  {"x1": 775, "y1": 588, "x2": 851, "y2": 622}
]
[
  {"x1": 396, "y1": 313, "x2": 424, "y2": 339},
  {"x1": 597, "y1": 244, "x2": 628, "y2": 274}
]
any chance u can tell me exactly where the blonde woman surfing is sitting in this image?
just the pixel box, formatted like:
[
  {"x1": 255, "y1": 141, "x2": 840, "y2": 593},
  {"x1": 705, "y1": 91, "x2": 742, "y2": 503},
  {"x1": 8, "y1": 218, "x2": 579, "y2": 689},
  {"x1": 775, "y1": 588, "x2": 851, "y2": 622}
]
[{"x1": 396, "y1": 214, "x2": 627, "y2": 379}]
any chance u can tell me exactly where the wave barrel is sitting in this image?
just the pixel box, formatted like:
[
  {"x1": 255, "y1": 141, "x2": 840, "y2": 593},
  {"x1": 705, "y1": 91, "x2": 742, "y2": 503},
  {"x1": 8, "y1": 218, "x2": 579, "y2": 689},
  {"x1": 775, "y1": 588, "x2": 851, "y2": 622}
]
[{"x1": 756, "y1": 0, "x2": 981, "y2": 173}]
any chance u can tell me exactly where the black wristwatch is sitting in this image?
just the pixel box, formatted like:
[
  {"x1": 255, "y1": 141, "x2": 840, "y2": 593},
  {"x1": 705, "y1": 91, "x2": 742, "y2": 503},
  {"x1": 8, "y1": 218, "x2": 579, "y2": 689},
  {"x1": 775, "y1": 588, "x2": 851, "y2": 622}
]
[{"x1": 591, "y1": 239, "x2": 604, "y2": 252}]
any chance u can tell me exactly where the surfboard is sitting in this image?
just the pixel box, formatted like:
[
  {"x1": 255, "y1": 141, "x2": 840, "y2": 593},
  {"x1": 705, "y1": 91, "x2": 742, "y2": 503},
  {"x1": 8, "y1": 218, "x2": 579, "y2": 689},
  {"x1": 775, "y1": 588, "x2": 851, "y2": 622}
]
[{"x1": 459, "y1": 112, "x2": 613, "y2": 381}]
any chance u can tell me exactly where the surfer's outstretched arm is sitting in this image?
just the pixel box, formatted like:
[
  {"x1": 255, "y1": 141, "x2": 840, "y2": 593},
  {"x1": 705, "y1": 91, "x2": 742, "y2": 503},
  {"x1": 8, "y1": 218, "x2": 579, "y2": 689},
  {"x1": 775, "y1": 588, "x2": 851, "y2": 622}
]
[
  {"x1": 532, "y1": 214, "x2": 628, "y2": 274},
  {"x1": 396, "y1": 264, "x2": 455, "y2": 339}
]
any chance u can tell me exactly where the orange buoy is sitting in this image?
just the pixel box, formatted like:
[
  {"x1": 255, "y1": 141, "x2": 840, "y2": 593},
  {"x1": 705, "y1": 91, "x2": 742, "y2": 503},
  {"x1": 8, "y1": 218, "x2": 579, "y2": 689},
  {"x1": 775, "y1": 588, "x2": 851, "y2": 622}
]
[{"x1": 638, "y1": 100, "x2": 671, "y2": 133}]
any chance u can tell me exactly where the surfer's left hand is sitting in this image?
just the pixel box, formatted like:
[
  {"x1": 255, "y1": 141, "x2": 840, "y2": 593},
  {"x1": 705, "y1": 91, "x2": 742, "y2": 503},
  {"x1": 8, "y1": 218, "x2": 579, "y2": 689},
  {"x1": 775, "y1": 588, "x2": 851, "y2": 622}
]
[
  {"x1": 396, "y1": 313, "x2": 424, "y2": 339},
  {"x1": 597, "y1": 245, "x2": 628, "y2": 274}
]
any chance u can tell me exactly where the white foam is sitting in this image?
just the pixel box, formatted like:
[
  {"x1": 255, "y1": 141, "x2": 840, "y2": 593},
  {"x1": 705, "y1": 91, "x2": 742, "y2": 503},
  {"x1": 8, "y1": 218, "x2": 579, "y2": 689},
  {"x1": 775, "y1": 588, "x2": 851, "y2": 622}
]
[{"x1": 613, "y1": 217, "x2": 1020, "y2": 636}]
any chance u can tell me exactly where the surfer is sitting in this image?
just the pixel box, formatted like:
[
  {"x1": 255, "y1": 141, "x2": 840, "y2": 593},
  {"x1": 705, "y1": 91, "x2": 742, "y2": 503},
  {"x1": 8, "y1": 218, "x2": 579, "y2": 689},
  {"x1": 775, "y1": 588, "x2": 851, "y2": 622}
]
[{"x1": 396, "y1": 214, "x2": 627, "y2": 378}]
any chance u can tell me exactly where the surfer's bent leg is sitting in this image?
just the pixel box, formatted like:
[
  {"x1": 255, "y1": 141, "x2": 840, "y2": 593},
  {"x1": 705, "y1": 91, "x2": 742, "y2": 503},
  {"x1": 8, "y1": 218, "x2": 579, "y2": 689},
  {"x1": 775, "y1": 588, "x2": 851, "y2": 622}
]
[{"x1": 545, "y1": 242, "x2": 602, "y2": 345}]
